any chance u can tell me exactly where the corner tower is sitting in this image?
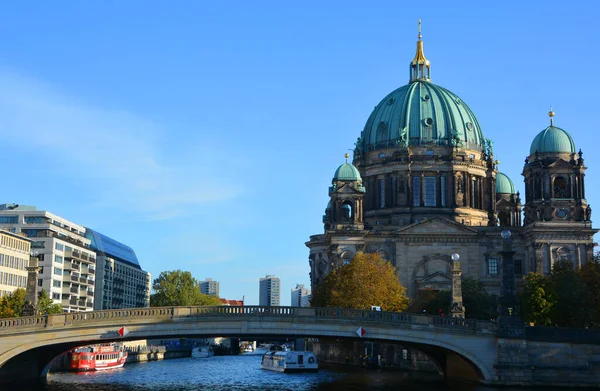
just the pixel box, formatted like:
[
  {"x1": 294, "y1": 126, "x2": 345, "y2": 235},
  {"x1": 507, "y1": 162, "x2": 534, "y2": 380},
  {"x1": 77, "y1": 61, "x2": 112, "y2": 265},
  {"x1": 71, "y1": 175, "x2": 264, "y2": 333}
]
[{"x1": 522, "y1": 110, "x2": 597, "y2": 271}]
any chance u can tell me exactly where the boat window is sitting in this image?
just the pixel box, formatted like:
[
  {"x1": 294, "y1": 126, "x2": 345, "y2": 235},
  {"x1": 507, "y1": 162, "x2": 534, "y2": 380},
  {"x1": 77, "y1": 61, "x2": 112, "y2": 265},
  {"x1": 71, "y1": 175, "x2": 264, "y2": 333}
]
[{"x1": 298, "y1": 355, "x2": 303, "y2": 364}]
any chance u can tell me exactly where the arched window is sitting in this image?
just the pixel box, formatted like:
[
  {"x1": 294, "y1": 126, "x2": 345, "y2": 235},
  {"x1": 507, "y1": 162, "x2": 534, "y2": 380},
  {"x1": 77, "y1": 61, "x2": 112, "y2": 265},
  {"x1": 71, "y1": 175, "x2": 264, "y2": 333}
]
[
  {"x1": 498, "y1": 211, "x2": 510, "y2": 227},
  {"x1": 553, "y1": 176, "x2": 568, "y2": 198},
  {"x1": 341, "y1": 203, "x2": 352, "y2": 221}
]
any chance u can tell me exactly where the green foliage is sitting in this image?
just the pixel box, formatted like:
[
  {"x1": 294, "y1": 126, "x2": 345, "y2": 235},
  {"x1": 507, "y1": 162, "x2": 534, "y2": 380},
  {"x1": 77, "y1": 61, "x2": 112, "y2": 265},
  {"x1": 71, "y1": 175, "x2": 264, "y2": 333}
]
[
  {"x1": 38, "y1": 289, "x2": 63, "y2": 315},
  {"x1": 150, "y1": 270, "x2": 222, "y2": 307},
  {"x1": 0, "y1": 288, "x2": 25, "y2": 318},
  {"x1": 407, "y1": 278, "x2": 497, "y2": 320},
  {"x1": 549, "y1": 260, "x2": 592, "y2": 328},
  {"x1": 462, "y1": 277, "x2": 498, "y2": 320},
  {"x1": 579, "y1": 262, "x2": 600, "y2": 328},
  {"x1": 310, "y1": 252, "x2": 409, "y2": 312},
  {"x1": 519, "y1": 272, "x2": 554, "y2": 326}
]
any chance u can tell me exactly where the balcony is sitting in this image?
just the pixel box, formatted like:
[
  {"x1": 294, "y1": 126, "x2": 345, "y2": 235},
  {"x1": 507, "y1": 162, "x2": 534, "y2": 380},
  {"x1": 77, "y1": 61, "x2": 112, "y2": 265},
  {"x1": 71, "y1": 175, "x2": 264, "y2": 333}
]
[
  {"x1": 87, "y1": 289, "x2": 94, "y2": 296},
  {"x1": 70, "y1": 275, "x2": 79, "y2": 282},
  {"x1": 72, "y1": 263, "x2": 80, "y2": 271},
  {"x1": 86, "y1": 302, "x2": 93, "y2": 308},
  {"x1": 70, "y1": 287, "x2": 78, "y2": 294},
  {"x1": 62, "y1": 286, "x2": 71, "y2": 295},
  {"x1": 69, "y1": 298, "x2": 77, "y2": 305},
  {"x1": 88, "y1": 267, "x2": 95, "y2": 274},
  {"x1": 79, "y1": 277, "x2": 87, "y2": 284},
  {"x1": 87, "y1": 279, "x2": 94, "y2": 285}
]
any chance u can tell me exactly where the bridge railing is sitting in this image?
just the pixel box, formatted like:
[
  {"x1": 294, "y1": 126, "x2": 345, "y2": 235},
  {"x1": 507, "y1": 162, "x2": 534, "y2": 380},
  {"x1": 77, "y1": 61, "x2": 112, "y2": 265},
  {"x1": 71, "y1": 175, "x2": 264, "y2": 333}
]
[{"x1": 0, "y1": 306, "x2": 497, "y2": 335}]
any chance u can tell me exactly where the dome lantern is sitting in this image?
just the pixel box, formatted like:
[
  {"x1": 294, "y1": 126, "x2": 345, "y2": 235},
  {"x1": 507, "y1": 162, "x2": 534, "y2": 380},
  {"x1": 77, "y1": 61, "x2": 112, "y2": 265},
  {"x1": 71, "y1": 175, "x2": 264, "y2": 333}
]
[{"x1": 409, "y1": 19, "x2": 431, "y2": 83}]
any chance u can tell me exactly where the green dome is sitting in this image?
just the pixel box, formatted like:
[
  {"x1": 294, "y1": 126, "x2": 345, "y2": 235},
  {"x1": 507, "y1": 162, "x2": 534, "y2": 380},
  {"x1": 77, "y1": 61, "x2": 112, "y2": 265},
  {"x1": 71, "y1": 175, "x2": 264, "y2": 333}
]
[
  {"x1": 333, "y1": 163, "x2": 362, "y2": 181},
  {"x1": 496, "y1": 172, "x2": 516, "y2": 194},
  {"x1": 358, "y1": 81, "x2": 485, "y2": 153},
  {"x1": 529, "y1": 126, "x2": 576, "y2": 155}
]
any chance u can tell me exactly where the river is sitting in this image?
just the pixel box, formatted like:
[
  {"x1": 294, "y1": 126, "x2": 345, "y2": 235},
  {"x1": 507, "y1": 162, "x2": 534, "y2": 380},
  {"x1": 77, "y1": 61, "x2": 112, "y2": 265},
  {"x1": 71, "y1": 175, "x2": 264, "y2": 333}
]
[{"x1": 9, "y1": 354, "x2": 599, "y2": 391}]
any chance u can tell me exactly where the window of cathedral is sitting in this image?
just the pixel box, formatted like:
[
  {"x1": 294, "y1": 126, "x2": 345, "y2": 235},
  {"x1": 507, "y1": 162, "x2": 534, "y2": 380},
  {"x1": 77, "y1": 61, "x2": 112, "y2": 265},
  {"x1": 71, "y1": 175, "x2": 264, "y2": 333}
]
[
  {"x1": 424, "y1": 176, "x2": 436, "y2": 206},
  {"x1": 412, "y1": 176, "x2": 421, "y2": 206},
  {"x1": 440, "y1": 176, "x2": 447, "y2": 207},
  {"x1": 487, "y1": 258, "x2": 499, "y2": 276},
  {"x1": 341, "y1": 203, "x2": 352, "y2": 221},
  {"x1": 379, "y1": 179, "x2": 385, "y2": 208}
]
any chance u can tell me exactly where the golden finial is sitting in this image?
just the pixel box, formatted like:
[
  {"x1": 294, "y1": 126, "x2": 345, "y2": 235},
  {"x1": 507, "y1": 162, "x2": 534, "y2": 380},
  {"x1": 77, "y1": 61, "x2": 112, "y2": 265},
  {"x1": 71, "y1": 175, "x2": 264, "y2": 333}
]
[
  {"x1": 344, "y1": 153, "x2": 349, "y2": 163},
  {"x1": 494, "y1": 160, "x2": 500, "y2": 166},
  {"x1": 548, "y1": 107, "x2": 555, "y2": 126},
  {"x1": 410, "y1": 19, "x2": 430, "y2": 82}
]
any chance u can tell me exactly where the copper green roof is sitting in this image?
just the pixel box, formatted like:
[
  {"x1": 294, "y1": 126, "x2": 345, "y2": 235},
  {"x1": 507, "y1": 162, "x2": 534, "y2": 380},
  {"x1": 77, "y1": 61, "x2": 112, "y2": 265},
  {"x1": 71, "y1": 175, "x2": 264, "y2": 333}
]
[
  {"x1": 358, "y1": 81, "x2": 485, "y2": 153},
  {"x1": 496, "y1": 172, "x2": 516, "y2": 194},
  {"x1": 529, "y1": 125, "x2": 576, "y2": 155},
  {"x1": 333, "y1": 163, "x2": 362, "y2": 181}
]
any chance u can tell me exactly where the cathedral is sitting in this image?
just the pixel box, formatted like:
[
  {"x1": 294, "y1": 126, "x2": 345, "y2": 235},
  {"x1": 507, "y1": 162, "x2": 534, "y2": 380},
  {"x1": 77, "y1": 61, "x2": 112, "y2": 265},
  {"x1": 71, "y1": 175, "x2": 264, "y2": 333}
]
[{"x1": 306, "y1": 27, "x2": 598, "y2": 299}]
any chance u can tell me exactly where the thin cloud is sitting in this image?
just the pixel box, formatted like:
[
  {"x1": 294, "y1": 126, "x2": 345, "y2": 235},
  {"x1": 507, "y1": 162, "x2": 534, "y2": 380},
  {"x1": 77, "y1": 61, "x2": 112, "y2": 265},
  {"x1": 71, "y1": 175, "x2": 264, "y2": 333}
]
[{"x1": 0, "y1": 70, "x2": 242, "y2": 220}]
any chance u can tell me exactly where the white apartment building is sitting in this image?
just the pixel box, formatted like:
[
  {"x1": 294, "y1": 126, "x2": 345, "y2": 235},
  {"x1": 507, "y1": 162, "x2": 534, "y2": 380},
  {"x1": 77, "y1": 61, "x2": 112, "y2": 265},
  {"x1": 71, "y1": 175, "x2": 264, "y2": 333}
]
[
  {"x1": 259, "y1": 275, "x2": 280, "y2": 306},
  {"x1": 291, "y1": 283, "x2": 311, "y2": 307},
  {"x1": 200, "y1": 278, "x2": 219, "y2": 297},
  {"x1": 85, "y1": 228, "x2": 150, "y2": 309},
  {"x1": 0, "y1": 230, "x2": 31, "y2": 298},
  {"x1": 0, "y1": 204, "x2": 96, "y2": 312}
]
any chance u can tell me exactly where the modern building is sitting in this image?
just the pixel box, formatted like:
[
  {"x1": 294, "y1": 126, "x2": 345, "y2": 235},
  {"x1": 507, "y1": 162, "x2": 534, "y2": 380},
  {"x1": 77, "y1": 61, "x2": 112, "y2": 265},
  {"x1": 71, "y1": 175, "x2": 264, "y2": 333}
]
[
  {"x1": 291, "y1": 283, "x2": 311, "y2": 307},
  {"x1": 85, "y1": 228, "x2": 151, "y2": 310},
  {"x1": 259, "y1": 275, "x2": 280, "y2": 306},
  {"x1": 200, "y1": 278, "x2": 220, "y2": 297},
  {"x1": 0, "y1": 204, "x2": 96, "y2": 312},
  {"x1": 306, "y1": 29, "x2": 598, "y2": 300},
  {"x1": 0, "y1": 230, "x2": 31, "y2": 298}
]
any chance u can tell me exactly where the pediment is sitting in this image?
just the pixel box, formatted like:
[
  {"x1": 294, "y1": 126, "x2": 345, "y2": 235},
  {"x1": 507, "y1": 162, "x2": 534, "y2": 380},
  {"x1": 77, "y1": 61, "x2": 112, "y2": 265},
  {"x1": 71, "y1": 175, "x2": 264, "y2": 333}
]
[
  {"x1": 496, "y1": 199, "x2": 514, "y2": 209},
  {"x1": 418, "y1": 271, "x2": 451, "y2": 283},
  {"x1": 336, "y1": 183, "x2": 362, "y2": 194},
  {"x1": 548, "y1": 159, "x2": 574, "y2": 170},
  {"x1": 395, "y1": 217, "x2": 479, "y2": 235}
]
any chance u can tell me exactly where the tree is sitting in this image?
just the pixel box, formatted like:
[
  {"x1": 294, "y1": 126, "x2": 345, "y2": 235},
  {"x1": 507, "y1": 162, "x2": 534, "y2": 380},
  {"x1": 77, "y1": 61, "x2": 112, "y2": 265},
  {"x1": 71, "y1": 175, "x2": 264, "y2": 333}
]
[
  {"x1": 0, "y1": 288, "x2": 25, "y2": 318},
  {"x1": 462, "y1": 277, "x2": 498, "y2": 320},
  {"x1": 150, "y1": 270, "x2": 222, "y2": 307},
  {"x1": 310, "y1": 252, "x2": 409, "y2": 311},
  {"x1": 579, "y1": 261, "x2": 600, "y2": 328},
  {"x1": 38, "y1": 289, "x2": 63, "y2": 315},
  {"x1": 519, "y1": 272, "x2": 554, "y2": 326},
  {"x1": 549, "y1": 260, "x2": 592, "y2": 328}
]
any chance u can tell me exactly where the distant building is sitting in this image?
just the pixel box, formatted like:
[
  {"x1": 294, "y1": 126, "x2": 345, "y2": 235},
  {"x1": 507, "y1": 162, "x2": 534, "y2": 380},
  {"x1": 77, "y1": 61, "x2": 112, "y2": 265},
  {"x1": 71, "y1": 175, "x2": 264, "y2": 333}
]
[
  {"x1": 0, "y1": 204, "x2": 96, "y2": 312},
  {"x1": 291, "y1": 283, "x2": 311, "y2": 307},
  {"x1": 0, "y1": 230, "x2": 31, "y2": 298},
  {"x1": 219, "y1": 298, "x2": 244, "y2": 306},
  {"x1": 85, "y1": 228, "x2": 151, "y2": 310},
  {"x1": 200, "y1": 278, "x2": 220, "y2": 297},
  {"x1": 259, "y1": 275, "x2": 280, "y2": 306}
]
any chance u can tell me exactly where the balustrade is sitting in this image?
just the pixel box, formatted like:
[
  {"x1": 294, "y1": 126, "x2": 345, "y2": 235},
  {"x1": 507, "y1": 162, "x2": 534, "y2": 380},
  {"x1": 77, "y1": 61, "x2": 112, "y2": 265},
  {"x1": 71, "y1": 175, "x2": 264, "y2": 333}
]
[{"x1": 0, "y1": 306, "x2": 496, "y2": 334}]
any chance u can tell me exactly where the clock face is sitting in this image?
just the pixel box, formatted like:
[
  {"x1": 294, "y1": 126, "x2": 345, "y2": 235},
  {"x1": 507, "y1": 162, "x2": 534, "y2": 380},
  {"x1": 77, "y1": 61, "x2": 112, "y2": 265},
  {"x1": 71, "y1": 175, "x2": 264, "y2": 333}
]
[{"x1": 556, "y1": 208, "x2": 568, "y2": 219}]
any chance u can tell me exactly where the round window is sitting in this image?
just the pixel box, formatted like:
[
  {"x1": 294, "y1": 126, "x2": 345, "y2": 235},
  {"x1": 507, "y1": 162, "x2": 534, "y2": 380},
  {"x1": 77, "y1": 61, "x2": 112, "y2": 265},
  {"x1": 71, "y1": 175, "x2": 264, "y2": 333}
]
[{"x1": 424, "y1": 118, "x2": 434, "y2": 127}]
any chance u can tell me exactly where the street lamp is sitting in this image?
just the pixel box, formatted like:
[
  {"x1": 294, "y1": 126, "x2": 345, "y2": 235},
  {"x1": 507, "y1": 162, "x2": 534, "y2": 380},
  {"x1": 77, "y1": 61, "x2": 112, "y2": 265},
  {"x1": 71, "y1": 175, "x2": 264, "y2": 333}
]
[{"x1": 451, "y1": 253, "x2": 460, "y2": 262}]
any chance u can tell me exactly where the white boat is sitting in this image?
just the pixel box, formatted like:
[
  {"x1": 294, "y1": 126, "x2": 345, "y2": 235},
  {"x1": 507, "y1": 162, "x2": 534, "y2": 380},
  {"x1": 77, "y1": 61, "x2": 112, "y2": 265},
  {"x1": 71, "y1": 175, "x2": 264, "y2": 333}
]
[
  {"x1": 261, "y1": 351, "x2": 318, "y2": 373},
  {"x1": 191, "y1": 346, "x2": 214, "y2": 358}
]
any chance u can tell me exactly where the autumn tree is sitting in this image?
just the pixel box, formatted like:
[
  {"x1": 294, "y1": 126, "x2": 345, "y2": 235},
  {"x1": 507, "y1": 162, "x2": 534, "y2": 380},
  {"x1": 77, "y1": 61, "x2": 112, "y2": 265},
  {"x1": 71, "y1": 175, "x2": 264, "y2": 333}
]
[
  {"x1": 310, "y1": 252, "x2": 409, "y2": 312},
  {"x1": 150, "y1": 270, "x2": 222, "y2": 307},
  {"x1": 519, "y1": 272, "x2": 554, "y2": 326},
  {"x1": 0, "y1": 288, "x2": 25, "y2": 318}
]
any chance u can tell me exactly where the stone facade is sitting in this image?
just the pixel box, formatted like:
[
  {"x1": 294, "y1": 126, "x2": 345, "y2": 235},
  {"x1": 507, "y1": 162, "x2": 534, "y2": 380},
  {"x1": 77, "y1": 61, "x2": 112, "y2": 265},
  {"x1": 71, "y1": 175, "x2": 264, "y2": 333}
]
[{"x1": 306, "y1": 33, "x2": 598, "y2": 301}]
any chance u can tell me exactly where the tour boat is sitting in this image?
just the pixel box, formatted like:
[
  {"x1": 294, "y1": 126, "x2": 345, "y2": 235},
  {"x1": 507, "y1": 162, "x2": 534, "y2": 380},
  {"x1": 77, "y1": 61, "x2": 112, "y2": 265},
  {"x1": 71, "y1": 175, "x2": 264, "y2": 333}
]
[
  {"x1": 261, "y1": 351, "x2": 318, "y2": 373},
  {"x1": 70, "y1": 344, "x2": 127, "y2": 371},
  {"x1": 191, "y1": 345, "x2": 215, "y2": 358}
]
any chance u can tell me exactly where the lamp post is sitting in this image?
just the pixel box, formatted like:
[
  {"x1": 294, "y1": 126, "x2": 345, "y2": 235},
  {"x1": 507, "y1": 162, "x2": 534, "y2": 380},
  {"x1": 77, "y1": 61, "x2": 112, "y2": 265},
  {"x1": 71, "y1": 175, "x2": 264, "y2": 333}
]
[
  {"x1": 450, "y1": 253, "x2": 465, "y2": 318},
  {"x1": 499, "y1": 229, "x2": 523, "y2": 334}
]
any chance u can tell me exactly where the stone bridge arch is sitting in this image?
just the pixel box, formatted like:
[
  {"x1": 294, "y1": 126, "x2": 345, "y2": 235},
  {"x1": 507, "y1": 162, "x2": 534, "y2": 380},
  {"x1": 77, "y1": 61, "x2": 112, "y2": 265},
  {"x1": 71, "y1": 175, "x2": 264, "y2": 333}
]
[{"x1": 0, "y1": 306, "x2": 498, "y2": 385}]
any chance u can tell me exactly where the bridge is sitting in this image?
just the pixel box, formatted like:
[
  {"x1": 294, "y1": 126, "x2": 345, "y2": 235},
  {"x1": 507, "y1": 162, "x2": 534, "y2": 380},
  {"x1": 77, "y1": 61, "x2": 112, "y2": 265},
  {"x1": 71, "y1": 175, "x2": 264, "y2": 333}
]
[{"x1": 0, "y1": 306, "x2": 599, "y2": 387}]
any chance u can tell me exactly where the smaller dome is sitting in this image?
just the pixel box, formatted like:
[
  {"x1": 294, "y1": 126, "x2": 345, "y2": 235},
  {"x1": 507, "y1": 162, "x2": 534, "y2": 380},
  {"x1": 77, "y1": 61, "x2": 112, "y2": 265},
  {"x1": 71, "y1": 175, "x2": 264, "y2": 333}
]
[
  {"x1": 496, "y1": 172, "x2": 516, "y2": 194},
  {"x1": 529, "y1": 126, "x2": 576, "y2": 155},
  {"x1": 333, "y1": 163, "x2": 362, "y2": 181}
]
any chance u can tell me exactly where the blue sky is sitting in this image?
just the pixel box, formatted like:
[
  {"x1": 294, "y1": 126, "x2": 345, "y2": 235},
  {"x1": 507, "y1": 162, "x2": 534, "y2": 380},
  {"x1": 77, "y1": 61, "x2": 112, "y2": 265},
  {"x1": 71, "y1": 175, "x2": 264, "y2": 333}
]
[{"x1": 0, "y1": 1, "x2": 598, "y2": 305}]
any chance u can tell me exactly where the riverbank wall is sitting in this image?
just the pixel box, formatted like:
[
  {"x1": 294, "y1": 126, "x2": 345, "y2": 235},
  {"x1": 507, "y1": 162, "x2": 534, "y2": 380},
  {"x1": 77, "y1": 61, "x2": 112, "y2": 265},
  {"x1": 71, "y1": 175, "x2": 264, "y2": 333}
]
[{"x1": 309, "y1": 339, "x2": 440, "y2": 373}]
